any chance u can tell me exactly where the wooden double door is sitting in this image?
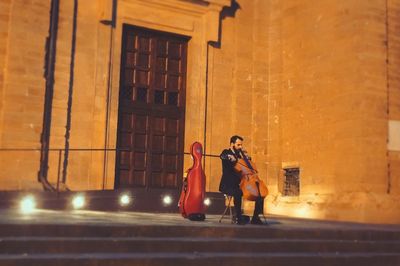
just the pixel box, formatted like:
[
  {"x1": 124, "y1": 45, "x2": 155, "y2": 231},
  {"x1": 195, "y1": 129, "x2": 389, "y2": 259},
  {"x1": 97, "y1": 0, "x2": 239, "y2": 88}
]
[{"x1": 115, "y1": 25, "x2": 189, "y2": 189}]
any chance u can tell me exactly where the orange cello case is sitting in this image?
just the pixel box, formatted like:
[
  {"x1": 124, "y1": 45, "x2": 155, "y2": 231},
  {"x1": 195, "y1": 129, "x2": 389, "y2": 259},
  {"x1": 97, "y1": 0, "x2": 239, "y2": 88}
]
[{"x1": 178, "y1": 142, "x2": 206, "y2": 221}]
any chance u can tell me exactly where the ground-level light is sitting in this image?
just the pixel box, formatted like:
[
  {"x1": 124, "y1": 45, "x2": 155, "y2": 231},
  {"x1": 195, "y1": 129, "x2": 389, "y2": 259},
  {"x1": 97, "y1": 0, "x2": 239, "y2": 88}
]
[
  {"x1": 72, "y1": 194, "x2": 86, "y2": 209},
  {"x1": 162, "y1": 195, "x2": 173, "y2": 206},
  {"x1": 20, "y1": 195, "x2": 36, "y2": 214},
  {"x1": 204, "y1": 198, "x2": 211, "y2": 206},
  {"x1": 119, "y1": 193, "x2": 131, "y2": 206}
]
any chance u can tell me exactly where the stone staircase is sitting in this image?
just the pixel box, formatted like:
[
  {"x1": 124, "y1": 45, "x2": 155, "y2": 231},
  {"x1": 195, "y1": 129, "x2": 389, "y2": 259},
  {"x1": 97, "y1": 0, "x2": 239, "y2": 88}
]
[{"x1": 0, "y1": 220, "x2": 399, "y2": 266}]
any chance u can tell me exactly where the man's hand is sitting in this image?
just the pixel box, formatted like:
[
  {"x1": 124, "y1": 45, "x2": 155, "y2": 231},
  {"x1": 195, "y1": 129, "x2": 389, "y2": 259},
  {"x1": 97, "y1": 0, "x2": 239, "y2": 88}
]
[{"x1": 227, "y1": 154, "x2": 237, "y2": 162}]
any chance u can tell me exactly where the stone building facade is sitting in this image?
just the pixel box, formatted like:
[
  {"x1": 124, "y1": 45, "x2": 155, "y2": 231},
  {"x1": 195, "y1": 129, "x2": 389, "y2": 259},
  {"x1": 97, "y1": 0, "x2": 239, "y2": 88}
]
[{"x1": 0, "y1": 0, "x2": 399, "y2": 224}]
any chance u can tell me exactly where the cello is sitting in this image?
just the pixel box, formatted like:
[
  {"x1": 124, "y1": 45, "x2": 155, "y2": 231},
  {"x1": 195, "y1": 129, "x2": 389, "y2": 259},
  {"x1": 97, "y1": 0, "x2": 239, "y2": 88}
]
[
  {"x1": 178, "y1": 142, "x2": 206, "y2": 221},
  {"x1": 234, "y1": 150, "x2": 268, "y2": 201}
]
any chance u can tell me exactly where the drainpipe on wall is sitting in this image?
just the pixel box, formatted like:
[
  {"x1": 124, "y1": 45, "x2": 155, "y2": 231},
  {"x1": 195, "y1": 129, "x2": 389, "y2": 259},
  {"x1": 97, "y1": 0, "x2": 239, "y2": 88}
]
[
  {"x1": 204, "y1": 41, "x2": 218, "y2": 169},
  {"x1": 100, "y1": 0, "x2": 118, "y2": 190},
  {"x1": 37, "y1": 0, "x2": 60, "y2": 192},
  {"x1": 60, "y1": 0, "x2": 78, "y2": 188},
  {"x1": 385, "y1": 0, "x2": 391, "y2": 194}
]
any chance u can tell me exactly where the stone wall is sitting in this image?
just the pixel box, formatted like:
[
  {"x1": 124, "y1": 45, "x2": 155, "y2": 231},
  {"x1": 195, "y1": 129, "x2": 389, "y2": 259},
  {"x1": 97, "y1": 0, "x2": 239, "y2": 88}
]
[
  {"x1": 0, "y1": 0, "x2": 399, "y2": 223},
  {"x1": 388, "y1": 0, "x2": 400, "y2": 196},
  {"x1": 0, "y1": 0, "x2": 228, "y2": 191},
  {"x1": 0, "y1": 0, "x2": 10, "y2": 150},
  {"x1": 46, "y1": 1, "x2": 106, "y2": 190},
  {"x1": 274, "y1": 0, "x2": 390, "y2": 220},
  {"x1": 0, "y1": 1, "x2": 109, "y2": 191},
  {"x1": 0, "y1": 0, "x2": 11, "y2": 149},
  {"x1": 208, "y1": 0, "x2": 399, "y2": 223},
  {"x1": 0, "y1": 0, "x2": 49, "y2": 190}
]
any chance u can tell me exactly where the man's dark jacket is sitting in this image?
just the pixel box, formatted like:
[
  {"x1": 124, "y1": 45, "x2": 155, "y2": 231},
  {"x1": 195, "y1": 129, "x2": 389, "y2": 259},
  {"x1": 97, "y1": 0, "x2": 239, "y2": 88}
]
[{"x1": 219, "y1": 148, "x2": 241, "y2": 194}]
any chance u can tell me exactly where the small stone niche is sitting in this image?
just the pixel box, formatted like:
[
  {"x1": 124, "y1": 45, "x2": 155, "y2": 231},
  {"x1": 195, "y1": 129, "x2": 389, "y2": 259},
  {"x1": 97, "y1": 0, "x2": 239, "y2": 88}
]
[{"x1": 282, "y1": 167, "x2": 300, "y2": 196}]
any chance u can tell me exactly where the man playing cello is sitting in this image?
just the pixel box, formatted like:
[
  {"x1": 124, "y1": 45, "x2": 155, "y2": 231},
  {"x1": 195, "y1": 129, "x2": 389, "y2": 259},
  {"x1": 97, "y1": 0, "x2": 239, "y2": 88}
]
[{"x1": 219, "y1": 135, "x2": 266, "y2": 225}]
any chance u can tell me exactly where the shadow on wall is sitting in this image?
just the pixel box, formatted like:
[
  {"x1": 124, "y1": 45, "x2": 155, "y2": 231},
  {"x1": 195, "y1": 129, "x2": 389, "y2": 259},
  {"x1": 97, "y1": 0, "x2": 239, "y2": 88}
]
[
  {"x1": 210, "y1": 0, "x2": 241, "y2": 48},
  {"x1": 221, "y1": 0, "x2": 241, "y2": 19}
]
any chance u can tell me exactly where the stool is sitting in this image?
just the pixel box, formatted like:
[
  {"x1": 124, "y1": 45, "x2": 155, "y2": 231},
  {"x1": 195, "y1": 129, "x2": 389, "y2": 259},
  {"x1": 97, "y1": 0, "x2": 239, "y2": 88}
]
[{"x1": 218, "y1": 195, "x2": 234, "y2": 223}]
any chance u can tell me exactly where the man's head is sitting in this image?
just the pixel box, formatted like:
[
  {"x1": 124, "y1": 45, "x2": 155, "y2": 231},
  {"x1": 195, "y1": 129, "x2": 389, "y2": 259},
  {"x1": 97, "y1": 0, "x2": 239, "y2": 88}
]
[{"x1": 230, "y1": 135, "x2": 243, "y2": 150}]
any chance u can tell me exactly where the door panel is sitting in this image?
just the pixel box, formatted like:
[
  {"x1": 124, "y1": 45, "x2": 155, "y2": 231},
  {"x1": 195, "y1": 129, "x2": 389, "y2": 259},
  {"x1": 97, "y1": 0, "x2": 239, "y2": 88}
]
[{"x1": 115, "y1": 25, "x2": 189, "y2": 189}]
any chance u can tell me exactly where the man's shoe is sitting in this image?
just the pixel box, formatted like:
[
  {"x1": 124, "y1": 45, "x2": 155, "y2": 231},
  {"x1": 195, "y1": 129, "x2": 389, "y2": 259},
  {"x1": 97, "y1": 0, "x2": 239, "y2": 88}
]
[
  {"x1": 235, "y1": 215, "x2": 248, "y2": 225},
  {"x1": 250, "y1": 216, "x2": 263, "y2": 225}
]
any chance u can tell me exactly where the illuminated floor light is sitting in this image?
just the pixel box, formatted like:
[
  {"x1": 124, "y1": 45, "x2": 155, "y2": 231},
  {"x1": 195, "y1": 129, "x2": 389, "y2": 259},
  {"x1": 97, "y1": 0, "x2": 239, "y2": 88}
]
[
  {"x1": 72, "y1": 195, "x2": 85, "y2": 209},
  {"x1": 204, "y1": 198, "x2": 211, "y2": 206},
  {"x1": 162, "y1": 195, "x2": 173, "y2": 206},
  {"x1": 295, "y1": 206, "x2": 310, "y2": 218},
  {"x1": 119, "y1": 194, "x2": 131, "y2": 206},
  {"x1": 20, "y1": 195, "x2": 36, "y2": 214}
]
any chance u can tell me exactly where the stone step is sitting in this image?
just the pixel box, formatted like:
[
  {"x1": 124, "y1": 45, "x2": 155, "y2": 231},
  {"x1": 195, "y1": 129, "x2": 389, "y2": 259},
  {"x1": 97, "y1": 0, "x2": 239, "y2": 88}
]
[
  {"x1": 0, "y1": 236, "x2": 400, "y2": 254},
  {"x1": 1, "y1": 223, "x2": 399, "y2": 241},
  {"x1": 1, "y1": 211, "x2": 398, "y2": 266},
  {"x1": 0, "y1": 252, "x2": 399, "y2": 266}
]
